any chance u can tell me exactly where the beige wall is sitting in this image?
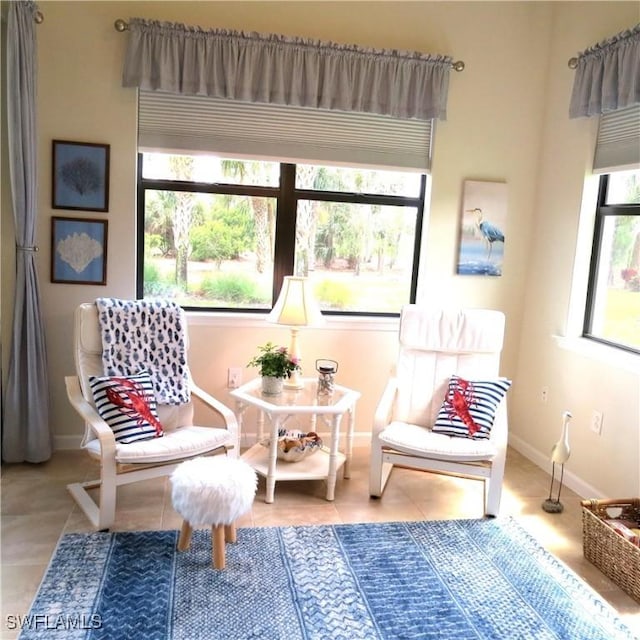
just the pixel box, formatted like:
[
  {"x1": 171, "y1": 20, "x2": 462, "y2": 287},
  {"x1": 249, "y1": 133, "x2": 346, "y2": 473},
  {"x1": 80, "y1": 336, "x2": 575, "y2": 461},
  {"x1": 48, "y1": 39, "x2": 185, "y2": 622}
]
[
  {"x1": 511, "y1": 2, "x2": 640, "y2": 499},
  {"x1": 2, "y1": 1, "x2": 638, "y2": 498}
]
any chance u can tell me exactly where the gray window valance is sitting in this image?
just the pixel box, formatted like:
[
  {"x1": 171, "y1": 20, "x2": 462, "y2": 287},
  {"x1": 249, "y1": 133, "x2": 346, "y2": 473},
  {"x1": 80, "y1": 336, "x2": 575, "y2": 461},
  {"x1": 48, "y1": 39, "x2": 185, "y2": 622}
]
[
  {"x1": 122, "y1": 18, "x2": 452, "y2": 121},
  {"x1": 569, "y1": 23, "x2": 640, "y2": 118}
]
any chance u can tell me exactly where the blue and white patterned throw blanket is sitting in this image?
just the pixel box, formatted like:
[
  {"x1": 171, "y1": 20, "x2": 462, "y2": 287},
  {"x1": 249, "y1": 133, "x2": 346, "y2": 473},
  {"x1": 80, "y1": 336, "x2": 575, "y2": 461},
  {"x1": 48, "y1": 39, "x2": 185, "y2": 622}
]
[{"x1": 96, "y1": 298, "x2": 190, "y2": 405}]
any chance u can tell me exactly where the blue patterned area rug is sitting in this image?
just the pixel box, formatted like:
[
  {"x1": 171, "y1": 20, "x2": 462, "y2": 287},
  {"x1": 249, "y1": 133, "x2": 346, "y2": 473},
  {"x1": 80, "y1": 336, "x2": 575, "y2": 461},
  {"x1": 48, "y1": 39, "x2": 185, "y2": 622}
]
[{"x1": 19, "y1": 517, "x2": 635, "y2": 640}]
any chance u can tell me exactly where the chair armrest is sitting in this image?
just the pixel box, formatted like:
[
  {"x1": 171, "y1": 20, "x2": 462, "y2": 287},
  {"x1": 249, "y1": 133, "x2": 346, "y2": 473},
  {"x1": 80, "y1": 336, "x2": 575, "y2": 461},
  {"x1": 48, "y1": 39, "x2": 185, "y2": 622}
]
[
  {"x1": 64, "y1": 376, "x2": 116, "y2": 452},
  {"x1": 373, "y1": 377, "x2": 399, "y2": 436},
  {"x1": 190, "y1": 381, "x2": 239, "y2": 444}
]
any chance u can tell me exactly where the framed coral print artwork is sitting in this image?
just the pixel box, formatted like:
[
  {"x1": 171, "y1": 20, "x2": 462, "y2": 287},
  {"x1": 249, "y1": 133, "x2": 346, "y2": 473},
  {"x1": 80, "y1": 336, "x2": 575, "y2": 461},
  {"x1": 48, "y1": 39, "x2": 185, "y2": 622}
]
[
  {"x1": 51, "y1": 140, "x2": 110, "y2": 212},
  {"x1": 51, "y1": 216, "x2": 108, "y2": 285}
]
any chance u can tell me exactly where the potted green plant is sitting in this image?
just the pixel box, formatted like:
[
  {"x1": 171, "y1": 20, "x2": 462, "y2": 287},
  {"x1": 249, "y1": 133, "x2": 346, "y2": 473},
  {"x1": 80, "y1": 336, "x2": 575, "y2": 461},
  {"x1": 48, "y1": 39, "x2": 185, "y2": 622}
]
[{"x1": 247, "y1": 342, "x2": 301, "y2": 395}]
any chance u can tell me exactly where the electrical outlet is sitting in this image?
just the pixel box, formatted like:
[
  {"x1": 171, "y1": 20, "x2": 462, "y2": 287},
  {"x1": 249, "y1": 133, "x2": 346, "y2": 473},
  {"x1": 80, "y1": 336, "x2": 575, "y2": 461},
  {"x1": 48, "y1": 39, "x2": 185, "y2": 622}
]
[
  {"x1": 540, "y1": 387, "x2": 548, "y2": 404},
  {"x1": 227, "y1": 367, "x2": 242, "y2": 389},
  {"x1": 591, "y1": 410, "x2": 603, "y2": 435}
]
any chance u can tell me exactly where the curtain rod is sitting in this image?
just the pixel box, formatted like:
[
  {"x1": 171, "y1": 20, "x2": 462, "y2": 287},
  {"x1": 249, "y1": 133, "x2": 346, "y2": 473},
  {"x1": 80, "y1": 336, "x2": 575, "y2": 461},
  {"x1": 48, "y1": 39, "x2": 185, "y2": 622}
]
[{"x1": 113, "y1": 18, "x2": 466, "y2": 71}]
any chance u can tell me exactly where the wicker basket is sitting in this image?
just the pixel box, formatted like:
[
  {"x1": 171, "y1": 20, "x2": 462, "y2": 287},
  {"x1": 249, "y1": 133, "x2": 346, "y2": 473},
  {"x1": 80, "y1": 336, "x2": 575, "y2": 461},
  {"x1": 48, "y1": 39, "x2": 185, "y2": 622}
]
[{"x1": 581, "y1": 498, "x2": 640, "y2": 602}]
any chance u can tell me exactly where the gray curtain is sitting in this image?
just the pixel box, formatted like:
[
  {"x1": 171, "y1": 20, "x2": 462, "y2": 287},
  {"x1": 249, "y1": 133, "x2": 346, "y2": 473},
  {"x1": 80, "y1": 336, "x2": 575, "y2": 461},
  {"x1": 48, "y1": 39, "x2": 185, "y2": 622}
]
[
  {"x1": 122, "y1": 18, "x2": 452, "y2": 121},
  {"x1": 569, "y1": 23, "x2": 640, "y2": 118},
  {"x1": 2, "y1": 0, "x2": 51, "y2": 463}
]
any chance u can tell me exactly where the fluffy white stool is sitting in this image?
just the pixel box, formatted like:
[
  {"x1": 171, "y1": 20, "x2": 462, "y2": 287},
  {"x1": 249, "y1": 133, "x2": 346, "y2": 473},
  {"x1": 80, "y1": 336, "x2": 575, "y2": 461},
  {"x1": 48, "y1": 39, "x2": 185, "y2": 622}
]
[{"x1": 171, "y1": 456, "x2": 257, "y2": 569}]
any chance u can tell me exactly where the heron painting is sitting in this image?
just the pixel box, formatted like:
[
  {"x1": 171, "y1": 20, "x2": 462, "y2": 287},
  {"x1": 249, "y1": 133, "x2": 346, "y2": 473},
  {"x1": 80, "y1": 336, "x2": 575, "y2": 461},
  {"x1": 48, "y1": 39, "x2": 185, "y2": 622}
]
[{"x1": 457, "y1": 180, "x2": 508, "y2": 276}]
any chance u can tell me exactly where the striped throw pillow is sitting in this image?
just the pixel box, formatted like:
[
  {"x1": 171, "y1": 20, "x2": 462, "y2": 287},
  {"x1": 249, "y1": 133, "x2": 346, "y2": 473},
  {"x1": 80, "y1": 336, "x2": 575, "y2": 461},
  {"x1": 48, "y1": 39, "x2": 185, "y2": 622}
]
[
  {"x1": 432, "y1": 375, "x2": 511, "y2": 440},
  {"x1": 89, "y1": 370, "x2": 164, "y2": 444}
]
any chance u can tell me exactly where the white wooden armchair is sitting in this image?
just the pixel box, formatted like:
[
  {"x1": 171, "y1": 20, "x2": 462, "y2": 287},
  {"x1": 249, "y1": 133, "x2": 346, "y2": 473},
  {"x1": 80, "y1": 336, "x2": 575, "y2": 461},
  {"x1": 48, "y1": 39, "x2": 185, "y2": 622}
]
[
  {"x1": 66, "y1": 301, "x2": 238, "y2": 530},
  {"x1": 369, "y1": 306, "x2": 510, "y2": 517}
]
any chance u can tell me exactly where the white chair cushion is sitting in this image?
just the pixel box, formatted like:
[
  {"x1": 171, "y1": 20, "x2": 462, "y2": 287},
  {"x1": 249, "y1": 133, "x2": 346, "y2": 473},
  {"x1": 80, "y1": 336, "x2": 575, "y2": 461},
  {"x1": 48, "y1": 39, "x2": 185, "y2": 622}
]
[
  {"x1": 399, "y1": 306, "x2": 505, "y2": 353},
  {"x1": 378, "y1": 421, "x2": 497, "y2": 462},
  {"x1": 84, "y1": 425, "x2": 232, "y2": 464}
]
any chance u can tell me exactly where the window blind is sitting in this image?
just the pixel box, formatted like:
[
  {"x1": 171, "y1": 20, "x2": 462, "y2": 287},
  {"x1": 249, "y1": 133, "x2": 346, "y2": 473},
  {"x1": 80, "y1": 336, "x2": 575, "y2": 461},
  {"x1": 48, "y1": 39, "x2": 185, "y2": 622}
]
[
  {"x1": 593, "y1": 104, "x2": 640, "y2": 173},
  {"x1": 138, "y1": 91, "x2": 433, "y2": 172}
]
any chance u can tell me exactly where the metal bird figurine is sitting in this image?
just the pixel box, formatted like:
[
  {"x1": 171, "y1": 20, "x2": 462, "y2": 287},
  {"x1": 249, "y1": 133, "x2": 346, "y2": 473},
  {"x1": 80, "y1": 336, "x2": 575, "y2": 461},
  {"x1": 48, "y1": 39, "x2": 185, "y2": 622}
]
[
  {"x1": 467, "y1": 208, "x2": 505, "y2": 260},
  {"x1": 542, "y1": 411, "x2": 572, "y2": 513}
]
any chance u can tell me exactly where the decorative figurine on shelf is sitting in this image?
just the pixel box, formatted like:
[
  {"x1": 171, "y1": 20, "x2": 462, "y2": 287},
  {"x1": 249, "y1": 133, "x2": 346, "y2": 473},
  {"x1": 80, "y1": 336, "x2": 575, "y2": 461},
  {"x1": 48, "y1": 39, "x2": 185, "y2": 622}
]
[
  {"x1": 542, "y1": 411, "x2": 572, "y2": 514},
  {"x1": 316, "y1": 359, "x2": 338, "y2": 396}
]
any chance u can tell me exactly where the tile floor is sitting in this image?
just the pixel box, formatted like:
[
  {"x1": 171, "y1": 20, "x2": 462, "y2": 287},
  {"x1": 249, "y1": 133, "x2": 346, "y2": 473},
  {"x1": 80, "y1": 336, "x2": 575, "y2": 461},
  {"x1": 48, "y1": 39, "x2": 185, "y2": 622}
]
[{"x1": 1, "y1": 446, "x2": 639, "y2": 639}]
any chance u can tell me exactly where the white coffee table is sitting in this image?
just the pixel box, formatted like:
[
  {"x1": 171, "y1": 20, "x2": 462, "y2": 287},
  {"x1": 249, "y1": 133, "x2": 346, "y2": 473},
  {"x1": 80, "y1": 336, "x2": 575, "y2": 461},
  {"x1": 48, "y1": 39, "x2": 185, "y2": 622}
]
[{"x1": 230, "y1": 378, "x2": 360, "y2": 503}]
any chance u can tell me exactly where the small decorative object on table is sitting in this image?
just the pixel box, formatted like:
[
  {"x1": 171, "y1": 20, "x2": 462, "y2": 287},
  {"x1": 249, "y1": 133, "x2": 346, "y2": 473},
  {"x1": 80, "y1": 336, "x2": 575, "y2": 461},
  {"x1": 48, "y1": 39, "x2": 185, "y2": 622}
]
[
  {"x1": 247, "y1": 342, "x2": 301, "y2": 395},
  {"x1": 316, "y1": 359, "x2": 338, "y2": 396},
  {"x1": 261, "y1": 429, "x2": 323, "y2": 462}
]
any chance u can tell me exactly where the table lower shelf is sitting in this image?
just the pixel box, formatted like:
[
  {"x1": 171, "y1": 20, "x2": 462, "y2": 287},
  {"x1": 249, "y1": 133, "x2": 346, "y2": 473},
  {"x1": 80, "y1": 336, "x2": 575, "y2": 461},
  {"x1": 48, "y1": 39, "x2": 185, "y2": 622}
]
[{"x1": 242, "y1": 443, "x2": 346, "y2": 482}]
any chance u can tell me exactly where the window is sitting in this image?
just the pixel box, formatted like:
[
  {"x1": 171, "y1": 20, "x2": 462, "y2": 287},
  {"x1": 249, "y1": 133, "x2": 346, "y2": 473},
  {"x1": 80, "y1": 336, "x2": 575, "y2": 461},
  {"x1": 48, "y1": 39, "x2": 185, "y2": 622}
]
[
  {"x1": 584, "y1": 169, "x2": 640, "y2": 353},
  {"x1": 137, "y1": 153, "x2": 426, "y2": 315}
]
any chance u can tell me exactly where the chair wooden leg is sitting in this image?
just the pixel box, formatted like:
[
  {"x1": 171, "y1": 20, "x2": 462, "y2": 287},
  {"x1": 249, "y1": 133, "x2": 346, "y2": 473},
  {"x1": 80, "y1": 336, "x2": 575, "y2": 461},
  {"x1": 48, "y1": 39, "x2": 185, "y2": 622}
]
[
  {"x1": 178, "y1": 521, "x2": 193, "y2": 551},
  {"x1": 97, "y1": 453, "x2": 118, "y2": 531},
  {"x1": 212, "y1": 524, "x2": 226, "y2": 569},
  {"x1": 224, "y1": 522, "x2": 236, "y2": 543},
  {"x1": 485, "y1": 479, "x2": 503, "y2": 517},
  {"x1": 485, "y1": 452, "x2": 506, "y2": 516},
  {"x1": 369, "y1": 445, "x2": 393, "y2": 497}
]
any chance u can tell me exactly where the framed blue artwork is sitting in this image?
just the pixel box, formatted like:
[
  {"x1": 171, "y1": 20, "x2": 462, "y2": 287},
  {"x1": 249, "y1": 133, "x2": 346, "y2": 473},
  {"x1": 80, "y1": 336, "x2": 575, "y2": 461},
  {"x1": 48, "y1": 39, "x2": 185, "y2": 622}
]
[
  {"x1": 456, "y1": 180, "x2": 508, "y2": 277},
  {"x1": 51, "y1": 216, "x2": 108, "y2": 285},
  {"x1": 52, "y1": 140, "x2": 110, "y2": 212}
]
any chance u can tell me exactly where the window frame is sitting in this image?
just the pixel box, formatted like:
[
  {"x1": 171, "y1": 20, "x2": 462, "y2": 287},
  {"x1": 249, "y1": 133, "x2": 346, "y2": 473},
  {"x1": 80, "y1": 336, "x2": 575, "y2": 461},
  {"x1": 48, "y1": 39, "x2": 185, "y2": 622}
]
[
  {"x1": 136, "y1": 154, "x2": 427, "y2": 316},
  {"x1": 583, "y1": 173, "x2": 640, "y2": 355}
]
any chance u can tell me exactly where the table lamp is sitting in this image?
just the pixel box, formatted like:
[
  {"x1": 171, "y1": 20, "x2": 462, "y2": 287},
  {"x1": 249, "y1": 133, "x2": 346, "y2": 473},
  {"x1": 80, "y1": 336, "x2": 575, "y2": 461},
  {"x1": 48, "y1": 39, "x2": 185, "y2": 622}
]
[{"x1": 266, "y1": 276, "x2": 324, "y2": 389}]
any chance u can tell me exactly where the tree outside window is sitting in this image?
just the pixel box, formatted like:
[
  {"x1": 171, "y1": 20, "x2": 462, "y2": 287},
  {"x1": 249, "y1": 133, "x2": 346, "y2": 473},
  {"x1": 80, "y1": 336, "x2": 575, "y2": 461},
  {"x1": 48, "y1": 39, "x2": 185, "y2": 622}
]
[
  {"x1": 584, "y1": 170, "x2": 640, "y2": 353},
  {"x1": 137, "y1": 153, "x2": 425, "y2": 315}
]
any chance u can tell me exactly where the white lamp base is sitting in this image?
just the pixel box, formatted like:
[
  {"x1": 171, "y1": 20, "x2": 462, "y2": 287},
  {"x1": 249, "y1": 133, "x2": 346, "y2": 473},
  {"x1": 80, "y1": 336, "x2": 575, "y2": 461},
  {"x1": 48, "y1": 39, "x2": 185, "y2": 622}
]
[
  {"x1": 283, "y1": 376, "x2": 304, "y2": 390},
  {"x1": 284, "y1": 328, "x2": 303, "y2": 389}
]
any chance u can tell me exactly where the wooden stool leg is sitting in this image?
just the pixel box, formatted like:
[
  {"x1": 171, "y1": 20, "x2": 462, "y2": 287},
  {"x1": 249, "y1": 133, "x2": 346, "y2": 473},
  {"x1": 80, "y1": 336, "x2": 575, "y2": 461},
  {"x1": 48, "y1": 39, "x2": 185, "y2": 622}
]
[
  {"x1": 177, "y1": 521, "x2": 192, "y2": 551},
  {"x1": 212, "y1": 524, "x2": 226, "y2": 569},
  {"x1": 225, "y1": 522, "x2": 237, "y2": 543}
]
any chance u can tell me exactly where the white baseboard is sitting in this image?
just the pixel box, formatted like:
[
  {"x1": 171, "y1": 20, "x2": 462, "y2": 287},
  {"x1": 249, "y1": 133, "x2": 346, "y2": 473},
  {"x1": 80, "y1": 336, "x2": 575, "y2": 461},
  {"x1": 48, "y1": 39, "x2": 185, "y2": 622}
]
[{"x1": 508, "y1": 433, "x2": 605, "y2": 500}]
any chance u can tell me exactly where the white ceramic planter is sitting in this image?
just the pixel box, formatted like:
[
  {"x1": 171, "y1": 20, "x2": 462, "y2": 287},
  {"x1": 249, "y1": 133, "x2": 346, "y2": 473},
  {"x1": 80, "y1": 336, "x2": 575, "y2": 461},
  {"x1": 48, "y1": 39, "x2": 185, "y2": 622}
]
[{"x1": 261, "y1": 376, "x2": 284, "y2": 395}]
